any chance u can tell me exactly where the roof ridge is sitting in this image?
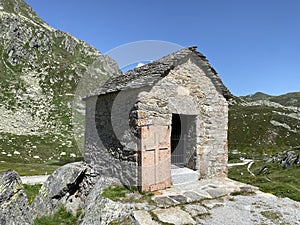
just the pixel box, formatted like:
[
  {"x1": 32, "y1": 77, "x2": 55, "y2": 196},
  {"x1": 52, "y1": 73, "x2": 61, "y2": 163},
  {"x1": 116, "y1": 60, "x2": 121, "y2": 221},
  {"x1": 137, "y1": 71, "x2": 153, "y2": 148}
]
[{"x1": 83, "y1": 46, "x2": 233, "y2": 100}]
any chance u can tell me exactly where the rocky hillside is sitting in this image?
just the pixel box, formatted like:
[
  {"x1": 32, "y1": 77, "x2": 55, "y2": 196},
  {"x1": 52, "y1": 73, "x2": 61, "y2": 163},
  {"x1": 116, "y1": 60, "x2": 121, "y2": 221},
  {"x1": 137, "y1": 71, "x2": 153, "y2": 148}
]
[
  {"x1": 228, "y1": 92, "x2": 300, "y2": 159},
  {"x1": 0, "y1": 0, "x2": 119, "y2": 164}
]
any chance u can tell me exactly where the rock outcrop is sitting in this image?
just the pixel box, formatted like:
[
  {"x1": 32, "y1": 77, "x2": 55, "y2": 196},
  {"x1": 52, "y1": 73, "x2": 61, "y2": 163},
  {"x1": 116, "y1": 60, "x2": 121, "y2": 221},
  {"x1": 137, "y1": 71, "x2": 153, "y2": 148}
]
[
  {"x1": 0, "y1": 170, "x2": 32, "y2": 225},
  {"x1": 267, "y1": 147, "x2": 300, "y2": 168},
  {"x1": 31, "y1": 162, "x2": 96, "y2": 218},
  {"x1": 80, "y1": 177, "x2": 131, "y2": 225}
]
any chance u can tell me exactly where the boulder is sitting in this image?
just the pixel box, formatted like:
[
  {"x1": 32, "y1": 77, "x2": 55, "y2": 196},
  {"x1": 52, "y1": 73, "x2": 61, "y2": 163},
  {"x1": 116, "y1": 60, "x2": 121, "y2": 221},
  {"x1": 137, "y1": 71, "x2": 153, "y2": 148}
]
[
  {"x1": 281, "y1": 150, "x2": 300, "y2": 168},
  {"x1": 0, "y1": 170, "x2": 32, "y2": 225},
  {"x1": 79, "y1": 177, "x2": 133, "y2": 225},
  {"x1": 31, "y1": 161, "x2": 95, "y2": 218}
]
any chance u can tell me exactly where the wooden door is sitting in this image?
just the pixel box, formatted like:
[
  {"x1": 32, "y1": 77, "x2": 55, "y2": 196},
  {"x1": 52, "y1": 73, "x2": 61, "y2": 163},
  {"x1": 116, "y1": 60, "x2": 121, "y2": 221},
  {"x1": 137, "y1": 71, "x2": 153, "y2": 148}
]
[{"x1": 139, "y1": 125, "x2": 171, "y2": 191}]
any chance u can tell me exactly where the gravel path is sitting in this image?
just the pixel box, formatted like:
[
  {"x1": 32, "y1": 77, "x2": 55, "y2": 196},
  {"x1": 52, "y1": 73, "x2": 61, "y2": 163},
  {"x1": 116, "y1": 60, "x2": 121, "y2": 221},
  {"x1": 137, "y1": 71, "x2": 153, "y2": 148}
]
[{"x1": 20, "y1": 175, "x2": 49, "y2": 185}]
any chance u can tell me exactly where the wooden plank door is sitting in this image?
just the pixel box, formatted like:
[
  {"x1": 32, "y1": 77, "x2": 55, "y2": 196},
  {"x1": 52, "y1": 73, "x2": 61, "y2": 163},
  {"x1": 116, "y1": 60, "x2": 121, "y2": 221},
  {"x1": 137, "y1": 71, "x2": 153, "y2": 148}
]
[{"x1": 139, "y1": 125, "x2": 171, "y2": 191}]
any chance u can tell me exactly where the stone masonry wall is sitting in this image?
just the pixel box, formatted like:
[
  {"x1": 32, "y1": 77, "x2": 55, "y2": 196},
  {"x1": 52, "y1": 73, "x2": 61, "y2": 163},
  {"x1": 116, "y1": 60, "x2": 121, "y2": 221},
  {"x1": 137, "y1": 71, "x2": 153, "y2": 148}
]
[
  {"x1": 84, "y1": 94, "x2": 139, "y2": 186},
  {"x1": 136, "y1": 59, "x2": 228, "y2": 178}
]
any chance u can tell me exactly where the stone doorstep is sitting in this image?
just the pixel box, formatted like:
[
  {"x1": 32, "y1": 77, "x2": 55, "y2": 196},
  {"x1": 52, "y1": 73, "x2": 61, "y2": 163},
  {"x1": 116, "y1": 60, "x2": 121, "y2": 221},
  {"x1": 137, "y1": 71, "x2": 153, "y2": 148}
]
[{"x1": 171, "y1": 167, "x2": 199, "y2": 185}]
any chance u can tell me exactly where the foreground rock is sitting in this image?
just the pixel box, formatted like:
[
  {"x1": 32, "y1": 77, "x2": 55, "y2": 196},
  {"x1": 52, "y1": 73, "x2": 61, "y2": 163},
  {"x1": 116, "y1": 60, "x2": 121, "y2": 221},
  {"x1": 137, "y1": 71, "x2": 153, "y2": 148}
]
[
  {"x1": 0, "y1": 170, "x2": 32, "y2": 225},
  {"x1": 31, "y1": 161, "x2": 96, "y2": 218},
  {"x1": 80, "y1": 177, "x2": 131, "y2": 225}
]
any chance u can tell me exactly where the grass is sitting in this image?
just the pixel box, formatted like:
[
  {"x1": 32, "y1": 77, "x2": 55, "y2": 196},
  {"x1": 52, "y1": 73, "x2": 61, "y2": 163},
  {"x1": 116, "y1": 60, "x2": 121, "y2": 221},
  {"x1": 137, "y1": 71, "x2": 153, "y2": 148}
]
[
  {"x1": 23, "y1": 184, "x2": 42, "y2": 204},
  {"x1": 0, "y1": 162, "x2": 59, "y2": 176},
  {"x1": 101, "y1": 185, "x2": 131, "y2": 201},
  {"x1": 34, "y1": 206, "x2": 81, "y2": 225},
  {"x1": 101, "y1": 185, "x2": 155, "y2": 204},
  {"x1": 228, "y1": 104, "x2": 300, "y2": 156},
  {"x1": 228, "y1": 161, "x2": 300, "y2": 201}
]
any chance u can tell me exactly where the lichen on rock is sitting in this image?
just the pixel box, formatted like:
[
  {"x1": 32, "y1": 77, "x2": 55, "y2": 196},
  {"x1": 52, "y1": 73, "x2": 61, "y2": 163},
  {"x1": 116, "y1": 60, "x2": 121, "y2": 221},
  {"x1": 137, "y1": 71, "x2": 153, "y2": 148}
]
[{"x1": 0, "y1": 170, "x2": 32, "y2": 225}]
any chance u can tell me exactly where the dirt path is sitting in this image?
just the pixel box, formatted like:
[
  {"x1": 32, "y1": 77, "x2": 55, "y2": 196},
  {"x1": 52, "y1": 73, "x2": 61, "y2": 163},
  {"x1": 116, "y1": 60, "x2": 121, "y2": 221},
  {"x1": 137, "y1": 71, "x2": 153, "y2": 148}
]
[
  {"x1": 227, "y1": 159, "x2": 253, "y2": 168},
  {"x1": 20, "y1": 175, "x2": 49, "y2": 185}
]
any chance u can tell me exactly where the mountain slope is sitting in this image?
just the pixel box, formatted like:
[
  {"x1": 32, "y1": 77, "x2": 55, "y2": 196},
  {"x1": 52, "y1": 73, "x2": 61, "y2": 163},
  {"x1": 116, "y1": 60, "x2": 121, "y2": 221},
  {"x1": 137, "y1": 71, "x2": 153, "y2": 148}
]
[
  {"x1": 0, "y1": 0, "x2": 119, "y2": 164},
  {"x1": 229, "y1": 92, "x2": 300, "y2": 159}
]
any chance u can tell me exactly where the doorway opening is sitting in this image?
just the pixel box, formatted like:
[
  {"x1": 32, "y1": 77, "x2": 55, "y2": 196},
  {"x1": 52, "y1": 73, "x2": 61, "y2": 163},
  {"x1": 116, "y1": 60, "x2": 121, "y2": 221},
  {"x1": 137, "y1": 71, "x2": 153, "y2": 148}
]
[{"x1": 171, "y1": 114, "x2": 197, "y2": 169}]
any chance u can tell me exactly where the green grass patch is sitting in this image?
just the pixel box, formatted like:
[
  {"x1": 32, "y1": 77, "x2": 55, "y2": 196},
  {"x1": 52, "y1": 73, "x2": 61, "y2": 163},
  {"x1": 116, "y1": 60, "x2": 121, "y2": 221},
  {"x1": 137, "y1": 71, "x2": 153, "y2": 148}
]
[
  {"x1": 228, "y1": 161, "x2": 300, "y2": 201},
  {"x1": 101, "y1": 185, "x2": 130, "y2": 201},
  {"x1": 34, "y1": 206, "x2": 81, "y2": 225},
  {"x1": 23, "y1": 184, "x2": 42, "y2": 204},
  {"x1": 228, "y1": 103, "x2": 300, "y2": 155},
  {"x1": 0, "y1": 162, "x2": 59, "y2": 176},
  {"x1": 101, "y1": 185, "x2": 155, "y2": 204}
]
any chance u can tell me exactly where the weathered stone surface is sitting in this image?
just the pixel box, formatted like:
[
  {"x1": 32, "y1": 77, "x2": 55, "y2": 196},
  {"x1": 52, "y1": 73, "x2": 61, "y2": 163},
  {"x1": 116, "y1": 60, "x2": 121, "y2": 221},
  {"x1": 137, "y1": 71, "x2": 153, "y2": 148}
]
[
  {"x1": 133, "y1": 210, "x2": 160, "y2": 225},
  {"x1": 205, "y1": 187, "x2": 229, "y2": 198},
  {"x1": 31, "y1": 162, "x2": 90, "y2": 218},
  {"x1": 184, "y1": 204, "x2": 208, "y2": 217},
  {"x1": 80, "y1": 177, "x2": 132, "y2": 225},
  {"x1": 202, "y1": 199, "x2": 225, "y2": 209},
  {"x1": 153, "y1": 196, "x2": 176, "y2": 207},
  {"x1": 153, "y1": 206, "x2": 196, "y2": 225},
  {"x1": 80, "y1": 197, "x2": 131, "y2": 225},
  {"x1": 169, "y1": 194, "x2": 187, "y2": 203},
  {"x1": 0, "y1": 170, "x2": 32, "y2": 225},
  {"x1": 183, "y1": 191, "x2": 209, "y2": 201}
]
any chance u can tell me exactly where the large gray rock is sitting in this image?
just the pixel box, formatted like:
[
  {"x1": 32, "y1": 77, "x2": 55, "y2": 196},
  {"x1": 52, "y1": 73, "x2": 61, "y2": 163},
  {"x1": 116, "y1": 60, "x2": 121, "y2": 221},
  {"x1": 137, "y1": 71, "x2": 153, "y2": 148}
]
[
  {"x1": 0, "y1": 170, "x2": 32, "y2": 225},
  {"x1": 79, "y1": 177, "x2": 133, "y2": 225},
  {"x1": 31, "y1": 161, "x2": 94, "y2": 218}
]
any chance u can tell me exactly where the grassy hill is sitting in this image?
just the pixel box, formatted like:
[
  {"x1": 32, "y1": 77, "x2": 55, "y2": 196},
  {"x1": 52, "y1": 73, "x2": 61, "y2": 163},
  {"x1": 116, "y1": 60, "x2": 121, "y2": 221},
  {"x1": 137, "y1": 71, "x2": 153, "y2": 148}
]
[
  {"x1": 0, "y1": 0, "x2": 119, "y2": 166},
  {"x1": 229, "y1": 92, "x2": 300, "y2": 159},
  {"x1": 228, "y1": 92, "x2": 300, "y2": 201}
]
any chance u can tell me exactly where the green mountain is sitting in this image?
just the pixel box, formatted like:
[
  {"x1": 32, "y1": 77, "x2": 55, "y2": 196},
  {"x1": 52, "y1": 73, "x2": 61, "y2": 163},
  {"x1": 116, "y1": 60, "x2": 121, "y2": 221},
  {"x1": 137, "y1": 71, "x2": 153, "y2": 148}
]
[
  {"x1": 0, "y1": 0, "x2": 119, "y2": 164},
  {"x1": 228, "y1": 92, "x2": 300, "y2": 201},
  {"x1": 229, "y1": 92, "x2": 300, "y2": 159}
]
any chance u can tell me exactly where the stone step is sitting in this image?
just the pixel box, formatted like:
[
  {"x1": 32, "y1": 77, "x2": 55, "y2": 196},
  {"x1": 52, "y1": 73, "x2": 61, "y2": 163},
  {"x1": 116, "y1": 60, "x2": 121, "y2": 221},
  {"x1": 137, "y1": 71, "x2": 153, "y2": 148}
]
[{"x1": 171, "y1": 166, "x2": 198, "y2": 185}]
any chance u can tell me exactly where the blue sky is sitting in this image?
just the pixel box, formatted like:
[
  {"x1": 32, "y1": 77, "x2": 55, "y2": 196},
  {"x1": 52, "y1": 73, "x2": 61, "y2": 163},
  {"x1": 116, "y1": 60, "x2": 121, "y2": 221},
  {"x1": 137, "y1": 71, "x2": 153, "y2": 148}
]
[{"x1": 24, "y1": 0, "x2": 300, "y2": 96}]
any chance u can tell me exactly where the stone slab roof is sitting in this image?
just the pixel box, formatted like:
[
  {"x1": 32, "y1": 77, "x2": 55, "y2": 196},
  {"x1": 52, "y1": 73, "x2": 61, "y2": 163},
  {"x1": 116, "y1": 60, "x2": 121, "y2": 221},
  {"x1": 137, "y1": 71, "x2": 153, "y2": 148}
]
[{"x1": 84, "y1": 46, "x2": 232, "y2": 100}]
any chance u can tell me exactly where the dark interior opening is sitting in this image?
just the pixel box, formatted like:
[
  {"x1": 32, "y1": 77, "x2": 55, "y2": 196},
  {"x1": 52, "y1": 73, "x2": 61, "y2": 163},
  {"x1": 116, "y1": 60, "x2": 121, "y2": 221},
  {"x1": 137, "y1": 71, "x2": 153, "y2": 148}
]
[
  {"x1": 171, "y1": 113, "x2": 197, "y2": 168},
  {"x1": 171, "y1": 114, "x2": 184, "y2": 166}
]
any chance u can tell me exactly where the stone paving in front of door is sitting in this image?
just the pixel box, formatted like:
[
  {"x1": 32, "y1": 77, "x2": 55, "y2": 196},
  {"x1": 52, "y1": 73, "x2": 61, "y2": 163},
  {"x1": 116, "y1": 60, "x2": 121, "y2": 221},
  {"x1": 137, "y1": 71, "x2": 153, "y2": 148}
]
[
  {"x1": 152, "y1": 178, "x2": 257, "y2": 207},
  {"x1": 133, "y1": 178, "x2": 259, "y2": 225}
]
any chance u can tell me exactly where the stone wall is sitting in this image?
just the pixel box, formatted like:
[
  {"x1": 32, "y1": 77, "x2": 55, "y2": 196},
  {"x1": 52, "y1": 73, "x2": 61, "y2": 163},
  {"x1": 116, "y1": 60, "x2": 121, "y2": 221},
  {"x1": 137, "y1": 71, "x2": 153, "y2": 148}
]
[
  {"x1": 136, "y1": 59, "x2": 228, "y2": 178},
  {"x1": 84, "y1": 94, "x2": 139, "y2": 186}
]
